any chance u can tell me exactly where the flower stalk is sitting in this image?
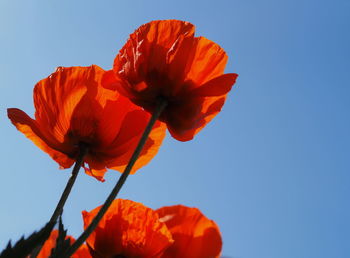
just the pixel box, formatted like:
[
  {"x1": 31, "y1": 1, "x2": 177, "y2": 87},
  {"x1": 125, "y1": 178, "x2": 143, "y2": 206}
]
[
  {"x1": 31, "y1": 143, "x2": 88, "y2": 257},
  {"x1": 65, "y1": 99, "x2": 167, "y2": 257},
  {"x1": 49, "y1": 142, "x2": 89, "y2": 224}
]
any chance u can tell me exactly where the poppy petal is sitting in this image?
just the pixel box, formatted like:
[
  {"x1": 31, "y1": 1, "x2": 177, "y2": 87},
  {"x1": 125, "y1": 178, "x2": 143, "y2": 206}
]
[
  {"x1": 115, "y1": 20, "x2": 195, "y2": 79},
  {"x1": 83, "y1": 164, "x2": 107, "y2": 182},
  {"x1": 38, "y1": 230, "x2": 90, "y2": 258},
  {"x1": 157, "y1": 205, "x2": 222, "y2": 258},
  {"x1": 33, "y1": 66, "x2": 89, "y2": 146},
  {"x1": 37, "y1": 230, "x2": 60, "y2": 258},
  {"x1": 7, "y1": 108, "x2": 74, "y2": 168},
  {"x1": 72, "y1": 244, "x2": 91, "y2": 258},
  {"x1": 165, "y1": 96, "x2": 226, "y2": 141},
  {"x1": 82, "y1": 199, "x2": 173, "y2": 257},
  {"x1": 183, "y1": 36, "x2": 229, "y2": 87},
  {"x1": 8, "y1": 65, "x2": 165, "y2": 179},
  {"x1": 113, "y1": 20, "x2": 237, "y2": 141},
  {"x1": 189, "y1": 73, "x2": 238, "y2": 97},
  {"x1": 108, "y1": 119, "x2": 166, "y2": 173}
]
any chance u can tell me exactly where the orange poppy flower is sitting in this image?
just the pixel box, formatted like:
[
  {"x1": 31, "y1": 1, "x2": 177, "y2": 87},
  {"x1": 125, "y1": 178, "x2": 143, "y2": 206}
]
[
  {"x1": 112, "y1": 19, "x2": 238, "y2": 141},
  {"x1": 8, "y1": 65, "x2": 165, "y2": 181},
  {"x1": 157, "y1": 205, "x2": 222, "y2": 258},
  {"x1": 37, "y1": 230, "x2": 90, "y2": 258},
  {"x1": 82, "y1": 199, "x2": 174, "y2": 257}
]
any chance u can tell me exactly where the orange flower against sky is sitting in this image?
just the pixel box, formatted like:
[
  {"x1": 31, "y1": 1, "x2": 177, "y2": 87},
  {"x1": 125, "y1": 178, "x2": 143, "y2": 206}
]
[
  {"x1": 37, "y1": 230, "x2": 89, "y2": 258},
  {"x1": 82, "y1": 199, "x2": 174, "y2": 257},
  {"x1": 7, "y1": 65, "x2": 165, "y2": 181},
  {"x1": 112, "y1": 19, "x2": 238, "y2": 141},
  {"x1": 157, "y1": 205, "x2": 222, "y2": 258},
  {"x1": 81, "y1": 199, "x2": 221, "y2": 258}
]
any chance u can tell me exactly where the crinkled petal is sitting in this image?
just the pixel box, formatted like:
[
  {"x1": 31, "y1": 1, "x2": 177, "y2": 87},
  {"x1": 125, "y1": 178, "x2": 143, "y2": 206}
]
[
  {"x1": 112, "y1": 20, "x2": 237, "y2": 142},
  {"x1": 83, "y1": 199, "x2": 173, "y2": 257},
  {"x1": 157, "y1": 205, "x2": 222, "y2": 258},
  {"x1": 9, "y1": 65, "x2": 165, "y2": 179},
  {"x1": 33, "y1": 65, "x2": 123, "y2": 153},
  {"x1": 113, "y1": 20, "x2": 196, "y2": 106},
  {"x1": 115, "y1": 20, "x2": 195, "y2": 83}
]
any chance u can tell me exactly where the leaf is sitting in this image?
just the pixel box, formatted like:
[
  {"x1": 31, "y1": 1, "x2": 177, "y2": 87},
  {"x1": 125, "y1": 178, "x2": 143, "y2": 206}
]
[
  {"x1": 49, "y1": 216, "x2": 71, "y2": 258},
  {"x1": 0, "y1": 221, "x2": 55, "y2": 258}
]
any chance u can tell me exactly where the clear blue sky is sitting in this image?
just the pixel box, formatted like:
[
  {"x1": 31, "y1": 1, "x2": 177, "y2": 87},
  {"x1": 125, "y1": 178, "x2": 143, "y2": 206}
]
[{"x1": 1, "y1": 0, "x2": 349, "y2": 257}]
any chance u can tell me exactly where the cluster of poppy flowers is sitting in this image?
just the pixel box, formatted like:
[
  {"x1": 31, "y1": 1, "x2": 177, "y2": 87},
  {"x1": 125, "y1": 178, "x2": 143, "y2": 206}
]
[
  {"x1": 6, "y1": 19, "x2": 237, "y2": 257},
  {"x1": 38, "y1": 199, "x2": 222, "y2": 258}
]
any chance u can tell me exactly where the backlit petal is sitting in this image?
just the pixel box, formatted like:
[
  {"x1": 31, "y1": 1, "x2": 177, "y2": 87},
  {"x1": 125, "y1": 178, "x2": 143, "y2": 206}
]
[
  {"x1": 7, "y1": 108, "x2": 74, "y2": 168},
  {"x1": 82, "y1": 199, "x2": 173, "y2": 257},
  {"x1": 115, "y1": 20, "x2": 195, "y2": 84},
  {"x1": 164, "y1": 96, "x2": 226, "y2": 141},
  {"x1": 157, "y1": 205, "x2": 222, "y2": 258},
  {"x1": 189, "y1": 73, "x2": 238, "y2": 97},
  {"x1": 34, "y1": 66, "x2": 89, "y2": 145},
  {"x1": 109, "y1": 119, "x2": 166, "y2": 173},
  {"x1": 37, "y1": 230, "x2": 90, "y2": 258},
  {"x1": 113, "y1": 20, "x2": 237, "y2": 141},
  {"x1": 183, "y1": 36, "x2": 229, "y2": 87},
  {"x1": 8, "y1": 65, "x2": 165, "y2": 179}
]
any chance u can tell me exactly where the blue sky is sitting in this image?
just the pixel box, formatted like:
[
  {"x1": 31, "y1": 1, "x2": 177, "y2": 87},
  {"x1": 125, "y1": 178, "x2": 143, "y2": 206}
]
[{"x1": 1, "y1": 0, "x2": 349, "y2": 257}]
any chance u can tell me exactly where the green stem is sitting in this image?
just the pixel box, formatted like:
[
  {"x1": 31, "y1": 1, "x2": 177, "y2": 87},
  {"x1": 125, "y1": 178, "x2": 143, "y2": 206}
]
[{"x1": 64, "y1": 99, "x2": 167, "y2": 257}]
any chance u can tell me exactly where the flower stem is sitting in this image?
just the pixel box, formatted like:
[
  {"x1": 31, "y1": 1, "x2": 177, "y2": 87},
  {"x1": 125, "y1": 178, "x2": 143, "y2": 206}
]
[
  {"x1": 30, "y1": 143, "x2": 88, "y2": 257},
  {"x1": 65, "y1": 99, "x2": 167, "y2": 257},
  {"x1": 50, "y1": 143, "x2": 88, "y2": 224}
]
